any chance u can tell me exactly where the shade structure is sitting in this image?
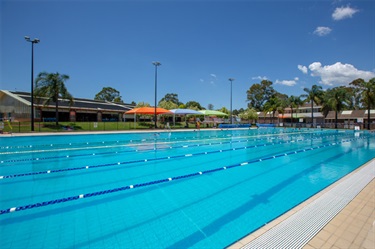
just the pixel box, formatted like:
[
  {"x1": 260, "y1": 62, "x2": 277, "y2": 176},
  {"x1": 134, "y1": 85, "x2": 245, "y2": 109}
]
[
  {"x1": 125, "y1": 107, "x2": 172, "y2": 129},
  {"x1": 125, "y1": 107, "x2": 172, "y2": 115},
  {"x1": 198, "y1": 110, "x2": 228, "y2": 116},
  {"x1": 169, "y1": 109, "x2": 202, "y2": 115},
  {"x1": 170, "y1": 109, "x2": 202, "y2": 126}
]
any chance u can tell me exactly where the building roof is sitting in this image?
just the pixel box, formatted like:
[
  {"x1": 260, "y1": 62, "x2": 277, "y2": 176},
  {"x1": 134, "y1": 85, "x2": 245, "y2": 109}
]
[
  {"x1": 1, "y1": 90, "x2": 134, "y2": 113},
  {"x1": 325, "y1": 110, "x2": 374, "y2": 119}
]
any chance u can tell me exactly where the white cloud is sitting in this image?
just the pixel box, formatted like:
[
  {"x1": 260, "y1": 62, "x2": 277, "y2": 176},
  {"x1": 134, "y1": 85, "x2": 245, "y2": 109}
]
[
  {"x1": 298, "y1": 65, "x2": 308, "y2": 74},
  {"x1": 308, "y1": 62, "x2": 375, "y2": 86},
  {"x1": 200, "y1": 74, "x2": 217, "y2": 86},
  {"x1": 276, "y1": 78, "x2": 298, "y2": 86},
  {"x1": 332, "y1": 6, "x2": 358, "y2": 21},
  {"x1": 251, "y1": 76, "x2": 268, "y2": 81},
  {"x1": 313, "y1": 26, "x2": 332, "y2": 36},
  {"x1": 208, "y1": 74, "x2": 217, "y2": 86}
]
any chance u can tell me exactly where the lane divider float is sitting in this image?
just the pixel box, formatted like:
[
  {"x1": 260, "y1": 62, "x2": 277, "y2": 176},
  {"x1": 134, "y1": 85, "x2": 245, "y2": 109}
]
[
  {"x1": 0, "y1": 131, "x2": 354, "y2": 164},
  {"x1": 0, "y1": 136, "x2": 362, "y2": 180},
  {"x1": 0, "y1": 137, "x2": 364, "y2": 215}
]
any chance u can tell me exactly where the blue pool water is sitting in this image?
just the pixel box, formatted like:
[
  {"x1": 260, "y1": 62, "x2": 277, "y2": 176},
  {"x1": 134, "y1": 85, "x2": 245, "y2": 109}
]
[{"x1": 0, "y1": 128, "x2": 374, "y2": 248}]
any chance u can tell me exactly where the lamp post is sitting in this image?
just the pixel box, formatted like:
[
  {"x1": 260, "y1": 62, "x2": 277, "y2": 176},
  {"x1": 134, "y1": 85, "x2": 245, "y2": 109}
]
[
  {"x1": 25, "y1": 36, "x2": 40, "y2": 131},
  {"x1": 228, "y1": 78, "x2": 235, "y2": 124},
  {"x1": 152, "y1": 61, "x2": 161, "y2": 129}
]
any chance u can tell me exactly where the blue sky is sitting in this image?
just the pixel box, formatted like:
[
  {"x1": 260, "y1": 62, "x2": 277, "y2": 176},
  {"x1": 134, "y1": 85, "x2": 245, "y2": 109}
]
[{"x1": 1, "y1": 0, "x2": 374, "y2": 110}]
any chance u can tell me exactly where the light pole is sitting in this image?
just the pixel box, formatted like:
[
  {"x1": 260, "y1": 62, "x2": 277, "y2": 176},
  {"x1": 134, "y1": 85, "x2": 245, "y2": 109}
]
[
  {"x1": 152, "y1": 61, "x2": 161, "y2": 129},
  {"x1": 228, "y1": 78, "x2": 235, "y2": 124},
  {"x1": 25, "y1": 36, "x2": 40, "y2": 131}
]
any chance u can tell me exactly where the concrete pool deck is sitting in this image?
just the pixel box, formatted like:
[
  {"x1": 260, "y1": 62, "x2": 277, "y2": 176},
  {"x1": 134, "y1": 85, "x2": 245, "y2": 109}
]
[{"x1": 229, "y1": 158, "x2": 375, "y2": 249}]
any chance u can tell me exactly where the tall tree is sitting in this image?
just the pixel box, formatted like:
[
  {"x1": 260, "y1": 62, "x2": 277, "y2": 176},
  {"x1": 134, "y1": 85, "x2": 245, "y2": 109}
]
[
  {"x1": 218, "y1": 107, "x2": 229, "y2": 114},
  {"x1": 136, "y1": 102, "x2": 150, "y2": 107},
  {"x1": 235, "y1": 108, "x2": 245, "y2": 116},
  {"x1": 35, "y1": 72, "x2": 73, "y2": 126},
  {"x1": 159, "y1": 93, "x2": 181, "y2": 106},
  {"x1": 207, "y1": 103, "x2": 214, "y2": 110},
  {"x1": 95, "y1": 87, "x2": 123, "y2": 103},
  {"x1": 239, "y1": 108, "x2": 258, "y2": 123},
  {"x1": 232, "y1": 109, "x2": 240, "y2": 116},
  {"x1": 185, "y1": 101, "x2": 203, "y2": 110},
  {"x1": 158, "y1": 100, "x2": 178, "y2": 110},
  {"x1": 302, "y1": 84, "x2": 323, "y2": 127},
  {"x1": 178, "y1": 103, "x2": 186, "y2": 109},
  {"x1": 350, "y1": 78, "x2": 375, "y2": 130},
  {"x1": 263, "y1": 95, "x2": 282, "y2": 124},
  {"x1": 323, "y1": 87, "x2": 350, "y2": 129},
  {"x1": 246, "y1": 80, "x2": 275, "y2": 111}
]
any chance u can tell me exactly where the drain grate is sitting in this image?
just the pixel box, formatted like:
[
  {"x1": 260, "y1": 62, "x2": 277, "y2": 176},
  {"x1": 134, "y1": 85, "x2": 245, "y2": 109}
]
[{"x1": 242, "y1": 159, "x2": 375, "y2": 249}]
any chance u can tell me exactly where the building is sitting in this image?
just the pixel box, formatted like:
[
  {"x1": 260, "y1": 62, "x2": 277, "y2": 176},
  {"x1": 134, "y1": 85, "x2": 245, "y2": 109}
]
[
  {"x1": 279, "y1": 103, "x2": 325, "y2": 127},
  {"x1": 0, "y1": 90, "x2": 135, "y2": 122},
  {"x1": 255, "y1": 103, "x2": 374, "y2": 129},
  {"x1": 256, "y1": 103, "x2": 325, "y2": 127},
  {"x1": 325, "y1": 110, "x2": 375, "y2": 129}
]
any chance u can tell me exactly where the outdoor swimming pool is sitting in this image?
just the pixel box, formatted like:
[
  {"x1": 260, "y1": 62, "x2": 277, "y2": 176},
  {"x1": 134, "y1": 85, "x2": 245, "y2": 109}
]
[{"x1": 1, "y1": 128, "x2": 374, "y2": 248}]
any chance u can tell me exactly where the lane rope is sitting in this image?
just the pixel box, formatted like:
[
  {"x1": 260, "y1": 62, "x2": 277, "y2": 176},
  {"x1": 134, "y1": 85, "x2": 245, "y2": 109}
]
[
  {"x1": 0, "y1": 129, "x2": 335, "y2": 152},
  {"x1": 0, "y1": 134, "x2": 360, "y2": 180},
  {"x1": 0, "y1": 131, "x2": 351, "y2": 164},
  {"x1": 0, "y1": 137, "x2": 366, "y2": 215}
]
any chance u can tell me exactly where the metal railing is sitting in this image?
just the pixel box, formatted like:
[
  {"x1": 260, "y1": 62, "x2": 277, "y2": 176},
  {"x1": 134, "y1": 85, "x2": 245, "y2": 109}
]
[
  {"x1": 0, "y1": 121, "x2": 197, "y2": 133},
  {"x1": 1, "y1": 120, "x2": 374, "y2": 133}
]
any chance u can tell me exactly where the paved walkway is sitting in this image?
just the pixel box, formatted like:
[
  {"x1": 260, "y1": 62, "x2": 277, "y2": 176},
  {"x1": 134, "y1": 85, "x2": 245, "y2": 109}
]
[
  {"x1": 304, "y1": 179, "x2": 374, "y2": 249},
  {"x1": 229, "y1": 159, "x2": 375, "y2": 249}
]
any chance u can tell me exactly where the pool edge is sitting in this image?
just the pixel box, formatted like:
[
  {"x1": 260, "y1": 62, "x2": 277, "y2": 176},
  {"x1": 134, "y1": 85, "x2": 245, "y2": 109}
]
[{"x1": 227, "y1": 157, "x2": 375, "y2": 249}]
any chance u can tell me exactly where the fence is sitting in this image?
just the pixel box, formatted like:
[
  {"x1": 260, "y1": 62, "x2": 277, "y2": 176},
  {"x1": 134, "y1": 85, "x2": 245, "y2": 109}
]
[
  {"x1": 1, "y1": 120, "x2": 374, "y2": 134},
  {"x1": 0, "y1": 121, "x2": 194, "y2": 133},
  {"x1": 278, "y1": 122, "x2": 375, "y2": 130}
]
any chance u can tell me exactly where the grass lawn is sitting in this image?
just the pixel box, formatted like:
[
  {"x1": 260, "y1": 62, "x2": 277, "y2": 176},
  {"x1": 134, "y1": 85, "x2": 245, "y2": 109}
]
[{"x1": 1, "y1": 121, "x2": 199, "y2": 133}]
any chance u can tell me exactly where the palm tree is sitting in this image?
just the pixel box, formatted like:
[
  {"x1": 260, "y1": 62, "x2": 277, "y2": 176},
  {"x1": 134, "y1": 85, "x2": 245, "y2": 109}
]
[
  {"x1": 276, "y1": 97, "x2": 289, "y2": 125},
  {"x1": 345, "y1": 86, "x2": 361, "y2": 110},
  {"x1": 323, "y1": 87, "x2": 350, "y2": 129},
  {"x1": 263, "y1": 96, "x2": 281, "y2": 124},
  {"x1": 350, "y1": 78, "x2": 375, "y2": 130},
  {"x1": 288, "y1": 95, "x2": 303, "y2": 127},
  {"x1": 302, "y1": 85, "x2": 323, "y2": 128},
  {"x1": 35, "y1": 72, "x2": 73, "y2": 126}
]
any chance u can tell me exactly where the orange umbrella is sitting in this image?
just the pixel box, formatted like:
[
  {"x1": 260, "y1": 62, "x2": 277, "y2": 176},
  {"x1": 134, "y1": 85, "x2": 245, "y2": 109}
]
[
  {"x1": 125, "y1": 107, "x2": 172, "y2": 128},
  {"x1": 125, "y1": 107, "x2": 172, "y2": 115}
]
